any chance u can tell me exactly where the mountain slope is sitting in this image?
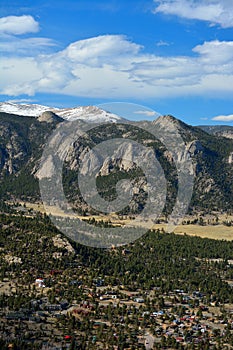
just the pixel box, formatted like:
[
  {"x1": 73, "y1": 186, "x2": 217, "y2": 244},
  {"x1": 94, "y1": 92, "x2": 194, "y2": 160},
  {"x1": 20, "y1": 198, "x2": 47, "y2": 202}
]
[
  {"x1": 197, "y1": 125, "x2": 233, "y2": 139},
  {"x1": 0, "y1": 111, "x2": 232, "y2": 213},
  {"x1": 0, "y1": 102, "x2": 122, "y2": 123},
  {"x1": 0, "y1": 112, "x2": 59, "y2": 199}
]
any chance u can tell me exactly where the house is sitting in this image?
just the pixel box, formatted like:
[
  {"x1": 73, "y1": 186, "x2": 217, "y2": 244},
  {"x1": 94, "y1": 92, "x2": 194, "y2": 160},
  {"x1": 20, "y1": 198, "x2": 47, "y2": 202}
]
[
  {"x1": 44, "y1": 304, "x2": 62, "y2": 311},
  {"x1": 64, "y1": 335, "x2": 72, "y2": 340},
  {"x1": 134, "y1": 298, "x2": 144, "y2": 303},
  {"x1": 6, "y1": 312, "x2": 27, "y2": 320},
  {"x1": 72, "y1": 308, "x2": 90, "y2": 316},
  {"x1": 35, "y1": 278, "x2": 45, "y2": 288}
]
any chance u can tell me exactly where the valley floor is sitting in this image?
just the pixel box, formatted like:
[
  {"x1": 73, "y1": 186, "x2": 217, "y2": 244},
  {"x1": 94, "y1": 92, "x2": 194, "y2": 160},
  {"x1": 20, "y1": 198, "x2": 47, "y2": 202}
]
[{"x1": 21, "y1": 201, "x2": 233, "y2": 241}]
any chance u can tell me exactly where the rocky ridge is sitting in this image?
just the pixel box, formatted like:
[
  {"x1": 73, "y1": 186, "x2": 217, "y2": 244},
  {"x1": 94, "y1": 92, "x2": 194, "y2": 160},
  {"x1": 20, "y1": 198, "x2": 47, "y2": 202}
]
[
  {"x1": 0, "y1": 102, "x2": 122, "y2": 123},
  {"x1": 0, "y1": 109, "x2": 232, "y2": 213}
]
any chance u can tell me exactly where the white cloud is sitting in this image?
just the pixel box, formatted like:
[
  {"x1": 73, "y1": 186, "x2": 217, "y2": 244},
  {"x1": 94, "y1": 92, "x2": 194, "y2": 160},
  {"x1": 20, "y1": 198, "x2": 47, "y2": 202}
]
[
  {"x1": 0, "y1": 15, "x2": 39, "y2": 35},
  {"x1": 6, "y1": 98, "x2": 37, "y2": 103},
  {"x1": 1, "y1": 34, "x2": 233, "y2": 99},
  {"x1": 153, "y1": 0, "x2": 233, "y2": 28},
  {"x1": 62, "y1": 35, "x2": 141, "y2": 67},
  {"x1": 134, "y1": 110, "x2": 158, "y2": 116},
  {"x1": 212, "y1": 114, "x2": 233, "y2": 121},
  {"x1": 193, "y1": 40, "x2": 233, "y2": 64},
  {"x1": 0, "y1": 57, "x2": 42, "y2": 96},
  {"x1": 0, "y1": 15, "x2": 56, "y2": 56},
  {"x1": 0, "y1": 37, "x2": 57, "y2": 54},
  {"x1": 156, "y1": 40, "x2": 170, "y2": 46}
]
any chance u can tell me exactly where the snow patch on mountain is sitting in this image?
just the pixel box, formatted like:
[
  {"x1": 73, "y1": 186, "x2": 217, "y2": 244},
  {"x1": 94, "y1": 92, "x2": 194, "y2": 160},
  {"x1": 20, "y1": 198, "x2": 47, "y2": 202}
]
[
  {"x1": 0, "y1": 102, "x2": 52, "y2": 117},
  {"x1": 58, "y1": 105, "x2": 122, "y2": 123},
  {"x1": 0, "y1": 102, "x2": 123, "y2": 123}
]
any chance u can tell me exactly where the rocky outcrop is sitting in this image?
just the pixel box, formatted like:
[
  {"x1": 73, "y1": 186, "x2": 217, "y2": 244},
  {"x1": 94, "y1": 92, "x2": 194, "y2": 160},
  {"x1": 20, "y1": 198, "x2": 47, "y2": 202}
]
[
  {"x1": 37, "y1": 111, "x2": 63, "y2": 124},
  {"x1": 52, "y1": 234, "x2": 75, "y2": 254},
  {"x1": 198, "y1": 125, "x2": 233, "y2": 139},
  {"x1": 228, "y1": 152, "x2": 233, "y2": 164},
  {"x1": 36, "y1": 154, "x2": 56, "y2": 179},
  {"x1": 186, "y1": 140, "x2": 203, "y2": 155},
  {"x1": 220, "y1": 131, "x2": 233, "y2": 139},
  {"x1": 0, "y1": 129, "x2": 27, "y2": 175},
  {"x1": 4, "y1": 254, "x2": 22, "y2": 264}
]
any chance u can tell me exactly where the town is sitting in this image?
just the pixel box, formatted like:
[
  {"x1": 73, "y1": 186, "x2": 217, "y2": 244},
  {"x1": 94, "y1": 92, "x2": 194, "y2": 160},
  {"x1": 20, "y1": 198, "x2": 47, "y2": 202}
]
[{"x1": 0, "y1": 209, "x2": 233, "y2": 349}]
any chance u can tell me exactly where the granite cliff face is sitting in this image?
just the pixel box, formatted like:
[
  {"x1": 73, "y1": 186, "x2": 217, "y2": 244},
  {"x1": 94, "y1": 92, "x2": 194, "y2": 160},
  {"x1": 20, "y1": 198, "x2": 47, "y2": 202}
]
[
  {"x1": 37, "y1": 111, "x2": 64, "y2": 124},
  {"x1": 0, "y1": 126, "x2": 27, "y2": 175},
  {"x1": 0, "y1": 110, "x2": 232, "y2": 213}
]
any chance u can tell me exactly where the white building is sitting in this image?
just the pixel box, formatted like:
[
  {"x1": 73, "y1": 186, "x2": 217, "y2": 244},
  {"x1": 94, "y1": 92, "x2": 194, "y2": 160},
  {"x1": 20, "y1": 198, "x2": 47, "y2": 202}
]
[{"x1": 35, "y1": 278, "x2": 45, "y2": 288}]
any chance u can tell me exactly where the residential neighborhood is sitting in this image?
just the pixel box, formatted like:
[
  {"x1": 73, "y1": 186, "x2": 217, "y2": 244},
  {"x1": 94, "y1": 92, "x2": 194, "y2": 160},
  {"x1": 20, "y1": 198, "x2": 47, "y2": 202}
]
[{"x1": 0, "y1": 258, "x2": 233, "y2": 349}]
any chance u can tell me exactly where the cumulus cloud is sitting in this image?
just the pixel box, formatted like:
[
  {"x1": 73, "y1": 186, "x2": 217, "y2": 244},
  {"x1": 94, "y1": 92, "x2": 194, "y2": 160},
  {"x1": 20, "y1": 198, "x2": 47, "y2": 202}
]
[
  {"x1": 0, "y1": 15, "x2": 39, "y2": 35},
  {"x1": 62, "y1": 35, "x2": 141, "y2": 67},
  {"x1": 193, "y1": 40, "x2": 233, "y2": 64},
  {"x1": 212, "y1": 114, "x2": 233, "y2": 121},
  {"x1": 1, "y1": 34, "x2": 233, "y2": 99},
  {"x1": 0, "y1": 15, "x2": 57, "y2": 56},
  {"x1": 153, "y1": 0, "x2": 233, "y2": 28}
]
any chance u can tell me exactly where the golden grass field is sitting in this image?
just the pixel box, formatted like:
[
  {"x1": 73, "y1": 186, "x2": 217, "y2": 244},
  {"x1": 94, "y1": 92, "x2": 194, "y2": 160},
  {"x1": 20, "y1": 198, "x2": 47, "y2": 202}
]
[
  {"x1": 172, "y1": 224, "x2": 233, "y2": 241},
  {"x1": 22, "y1": 202, "x2": 233, "y2": 241}
]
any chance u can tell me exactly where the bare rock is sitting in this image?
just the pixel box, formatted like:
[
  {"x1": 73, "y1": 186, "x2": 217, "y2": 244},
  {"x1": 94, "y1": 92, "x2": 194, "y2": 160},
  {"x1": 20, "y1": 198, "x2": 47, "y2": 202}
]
[{"x1": 37, "y1": 111, "x2": 63, "y2": 123}]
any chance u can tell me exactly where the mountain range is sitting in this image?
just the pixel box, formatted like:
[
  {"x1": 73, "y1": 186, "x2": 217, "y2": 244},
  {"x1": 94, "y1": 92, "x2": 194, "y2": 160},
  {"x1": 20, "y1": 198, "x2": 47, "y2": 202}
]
[
  {"x1": 0, "y1": 102, "x2": 232, "y2": 216},
  {"x1": 0, "y1": 102, "x2": 122, "y2": 123},
  {"x1": 198, "y1": 125, "x2": 233, "y2": 139}
]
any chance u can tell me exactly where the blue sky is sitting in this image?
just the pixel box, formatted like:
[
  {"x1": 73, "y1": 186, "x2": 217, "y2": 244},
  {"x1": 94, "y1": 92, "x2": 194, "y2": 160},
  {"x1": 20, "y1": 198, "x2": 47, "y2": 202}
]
[{"x1": 1, "y1": 0, "x2": 233, "y2": 125}]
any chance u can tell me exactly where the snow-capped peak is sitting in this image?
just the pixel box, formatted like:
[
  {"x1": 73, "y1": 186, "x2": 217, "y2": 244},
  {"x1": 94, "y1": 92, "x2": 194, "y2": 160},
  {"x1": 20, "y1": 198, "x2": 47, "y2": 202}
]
[
  {"x1": 0, "y1": 102, "x2": 123, "y2": 123},
  {"x1": 0, "y1": 102, "x2": 54, "y2": 117},
  {"x1": 57, "y1": 105, "x2": 122, "y2": 123}
]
